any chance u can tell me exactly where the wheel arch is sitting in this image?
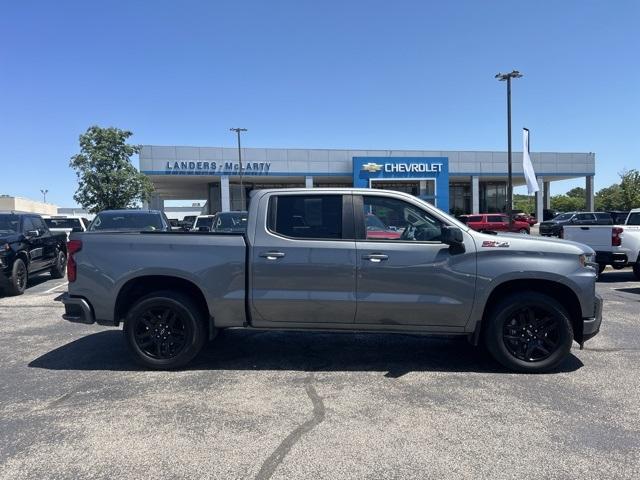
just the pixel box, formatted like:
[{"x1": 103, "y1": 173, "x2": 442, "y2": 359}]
[
  {"x1": 114, "y1": 275, "x2": 214, "y2": 339},
  {"x1": 478, "y1": 279, "x2": 583, "y2": 344}
]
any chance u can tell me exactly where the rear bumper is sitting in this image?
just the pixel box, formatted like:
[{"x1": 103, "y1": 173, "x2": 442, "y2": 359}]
[
  {"x1": 582, "y1": 293, "x2": 603, "y2": 343},
  {"x1": 61, "y1": 292, "x2": 95, "y2": 324},
  {"x1": 595, "y1": 251, "x2": 628, "y2": 266}
]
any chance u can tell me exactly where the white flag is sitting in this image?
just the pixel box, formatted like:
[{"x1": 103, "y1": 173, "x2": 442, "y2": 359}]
[{"x1": 522, "y1": 128, "x2": 539, "y2": 194}]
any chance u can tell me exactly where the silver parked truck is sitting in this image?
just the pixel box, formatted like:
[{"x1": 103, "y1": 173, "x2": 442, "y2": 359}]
[{"x1": 61, "y1": 189, "x2": 602, "y2": 372}]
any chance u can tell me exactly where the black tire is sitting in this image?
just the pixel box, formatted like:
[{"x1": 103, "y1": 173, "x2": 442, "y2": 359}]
[
  {"x1": 123, "y1": 291, "x2": 207, "y2": 370},
  {"x1": 597, "y1": 263, "x2": 606, "y2": 275},
  {"x1": 7, "y1": 258, "x2": 28, "y2": 296},
  {"x1": 50, "y1": 250, "x2": 67, "y2": 279},
  {"x1": 633, "y1": 263, "x2": 640, "y2": 281},
  {"x1": 518, "y1": 228, "x2": 529, "y2": 234},
  {"x1": 483, "y1": 291, "x2": 574, "y2": 373}
]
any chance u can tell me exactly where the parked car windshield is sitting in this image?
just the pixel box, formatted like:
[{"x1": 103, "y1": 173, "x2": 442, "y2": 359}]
[
  {"x1": 553, "y1": 213, "x2": 574, "y2": 221},
  {"x1": 195, "y1": 217, "x2": 215, "y2": 229},
  {"x1": 0, "y1": 214, "x2": 19, "y2": 234},
  {"x1": 44, "y1": 218, "x2": 83, "y2": 229},
  {"x1": 89, "y1": 212, "x2": 164, "y2": 231}
]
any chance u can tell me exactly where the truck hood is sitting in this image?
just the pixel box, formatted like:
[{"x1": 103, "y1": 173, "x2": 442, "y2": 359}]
[
  {"x1": 0, "y1": 233, "x2": 22, "y2": 244},
  {"x1": 473, "y1": 231, "x2": 595, "y2": 255}
]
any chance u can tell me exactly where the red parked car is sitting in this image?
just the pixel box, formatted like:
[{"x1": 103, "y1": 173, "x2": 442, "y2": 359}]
[
  {"x1": 459, "y1": 214, "x2": 531, "y2": 234},
  {"x1": 513, "y1": 211, "x2": 537, "y2": 226},
  {"x1": 365, "y1": 214, "x2": 402, "y2": 240}
]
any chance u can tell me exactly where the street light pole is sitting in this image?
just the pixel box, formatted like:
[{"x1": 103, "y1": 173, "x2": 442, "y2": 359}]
[
  {"x1": 495, "y1": 70, "x2": 523, "y2": 231},
  {"x1": 230, "y1": 128, "x2": 247, "y2": 211},
  {"x1": 40, "y1": 189, "x2": 48, "y2": 203}
]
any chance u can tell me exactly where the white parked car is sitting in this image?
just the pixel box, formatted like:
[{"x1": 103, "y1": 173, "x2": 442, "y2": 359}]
[
  {"x1": 43, "y1": 216, "x2": 89, "y2": 240},
  {"x1": 562, "y1": 208, "x2": 640, "y2": 278},
  {"x1": 191, "y1": 215, "x2": 216, "y2": 232}
]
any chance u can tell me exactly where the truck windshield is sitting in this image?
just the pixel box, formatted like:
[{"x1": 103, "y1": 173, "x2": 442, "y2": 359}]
[
  {"x1": 90, "y1": 213, "x2": 163, "y2": 231},
  {"x1": 44, "y1": 218, "x2": 82, "y2": 229},
  {"x1": 0, "y1": 214, "x2": 19, "y2": 234}
]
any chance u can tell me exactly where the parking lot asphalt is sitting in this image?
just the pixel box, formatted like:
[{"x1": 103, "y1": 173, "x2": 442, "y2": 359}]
[{"x1": 1, "y1": 270, "x2": 639, "y2": 480}]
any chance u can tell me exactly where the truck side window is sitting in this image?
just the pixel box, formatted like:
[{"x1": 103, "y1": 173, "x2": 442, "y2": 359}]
[
  {"x1": 362, "y1": 196, "x2": 442, "y2": 242},
  {"x1": 269, "y1": 195, "x2": 343, "y2": 239},
  {"x1": 22, "y1": 216, "x2": 35, "y2": 234},
  {"x1": 487, "y1": 215, "x2": 504, "y2": 223}
]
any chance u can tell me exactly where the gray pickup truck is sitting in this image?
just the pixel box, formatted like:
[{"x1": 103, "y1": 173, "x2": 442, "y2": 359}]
[{"x1": 61, "y1": 188, "x2": 602, "y2": 372}]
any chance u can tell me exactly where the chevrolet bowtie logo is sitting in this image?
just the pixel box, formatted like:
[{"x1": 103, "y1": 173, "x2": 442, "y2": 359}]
[{"x1": 361, "y1": 162, "x2": 383, "y2": 173}]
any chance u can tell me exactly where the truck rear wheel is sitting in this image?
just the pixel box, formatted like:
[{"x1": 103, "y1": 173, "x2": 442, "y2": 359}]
[
  {"x1": 123, "y1": 291, "x2": 206, "y2": 370},
  {"x1": 50, "y1": 250, "x2": 67, "y2": 279},
  {"x1": 483, "y1": 291, "x2": 574, "y2": 373}
]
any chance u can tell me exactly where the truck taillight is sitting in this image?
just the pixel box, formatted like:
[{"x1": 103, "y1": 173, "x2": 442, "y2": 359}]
[
  {"x1": 67, "y1": 240, "x2": 82, "y2": 282},
  {"x1": 612, "y1": 227, "x2": 623, "y2": 247}
]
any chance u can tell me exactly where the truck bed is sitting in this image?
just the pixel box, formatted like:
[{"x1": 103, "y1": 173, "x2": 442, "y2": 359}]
[{"x1": 69, "y1": 231, "x2": 247, "y2": 326}]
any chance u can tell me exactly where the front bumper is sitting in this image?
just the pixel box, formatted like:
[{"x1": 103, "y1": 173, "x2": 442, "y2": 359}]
[
  {"x1": 582, "y1": 293, "x2": 603, "y2": 343},
  {"x1": 61, "y1": 292, "x2": 95, "y2": 324}
]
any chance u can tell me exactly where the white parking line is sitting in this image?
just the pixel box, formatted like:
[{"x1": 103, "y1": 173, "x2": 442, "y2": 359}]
[{"x1": 44, "y1": 282, "x2": 68, "y2": 294}]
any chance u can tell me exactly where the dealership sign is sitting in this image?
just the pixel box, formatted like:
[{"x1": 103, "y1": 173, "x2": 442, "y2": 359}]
[
  {"x1": 165, "y1": 161, "x2": 271, "y2": 175},
  {"x1": 361, "y1": 161, "x2": 444, "y2": 174},
  {"x1": 352, "y1": 156, "x2": 450, "y2": 212}
]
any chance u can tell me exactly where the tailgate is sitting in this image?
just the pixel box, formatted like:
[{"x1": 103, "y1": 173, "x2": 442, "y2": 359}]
[{"x1": 562, "y1": 225, "x2": 612, "y2": 250}]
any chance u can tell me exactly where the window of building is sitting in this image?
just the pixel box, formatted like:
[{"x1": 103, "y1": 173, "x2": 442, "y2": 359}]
[
  {"x1": 480, "y1": 182, "x2": 506, "y2": 213},
  {"x1": 449, "y1": 183, "x2": 471, "y2": 216},
  {"x1": 268, "y1": 195, "x2": 343, "y2": 239},
  {"x1": 362, "y1": 195, "x2": 443, "y2": 242}
]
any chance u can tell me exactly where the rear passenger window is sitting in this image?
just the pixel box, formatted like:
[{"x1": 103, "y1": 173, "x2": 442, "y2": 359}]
[
  {"x1": 269, "y1": 195, "x2": 343, "y2": 239},
  {"x1": 487, "y1": 215, "x2": 504, "y2": 223}
]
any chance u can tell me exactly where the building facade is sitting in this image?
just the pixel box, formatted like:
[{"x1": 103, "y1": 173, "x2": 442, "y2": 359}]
[{"x1": 139, "y1": 146, "x2": 596, "y2": 217}]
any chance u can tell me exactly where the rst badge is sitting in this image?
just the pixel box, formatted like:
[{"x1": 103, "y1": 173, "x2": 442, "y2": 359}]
[{"x1": 482, "y1": 240, "x2": 510, "y2": 248}]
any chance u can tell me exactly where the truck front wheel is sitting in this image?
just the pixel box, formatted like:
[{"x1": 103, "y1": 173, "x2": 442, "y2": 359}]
[
  {"x1": 124, "y1": 291, "x2": 207, "y2": 370},
  {"x1": 483, "y1": 291, "x2": 574, "y2": 373}
]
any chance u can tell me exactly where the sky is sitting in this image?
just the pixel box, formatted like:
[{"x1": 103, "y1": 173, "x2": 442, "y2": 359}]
[{"x1": 1, "y1": 0, "x2": 639, "y2": 207}]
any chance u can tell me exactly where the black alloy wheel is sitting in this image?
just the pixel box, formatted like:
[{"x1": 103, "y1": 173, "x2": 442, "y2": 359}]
[
  {"x1": 133, "y1": 306, "x2": 190, "y2": 360},
  {"x1": 502, "y1": 306, "x2": 560, "y2": 362},
  {"x1": 51, "y1": 250, "x2": 67, "y2": 278},
  {"x1": 8, "y1": 258, "x2": 28, "y2": 295},
  {"x1": 124, "y1": 291, "x2": 207, "y2": 369},
  {"x1": 483, "y1": 291, "x2": 573, "y2": 373}
]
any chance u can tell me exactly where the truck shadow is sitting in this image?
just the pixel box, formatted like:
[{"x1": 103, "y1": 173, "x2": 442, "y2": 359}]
[
  {"x1": 598, "y1": 270, "x2": 636, "y2": 283},
  {"x1": 29, "y1": 329, "x2": 584, "y2": 376}
]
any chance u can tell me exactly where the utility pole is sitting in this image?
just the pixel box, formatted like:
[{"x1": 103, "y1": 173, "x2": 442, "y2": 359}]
[
  {"x1": 40, "y1": 189, "x2": 48, "y2": 203},
  {"x1": 495, "y1": 70, "x2": 523, "y2": 231},
  {"x1": 230, "y1": 128, "x2": 247, "y2": 211}
]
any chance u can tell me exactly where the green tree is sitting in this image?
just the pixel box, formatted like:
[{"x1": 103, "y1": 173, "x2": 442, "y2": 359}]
[
  {"x1": 619, "y1": 169, "x2": 640, "y2": 210},
  {"x1": 550, "y1": 194, "x2": 585, "y2": 212},
  {"x1": 595, "y1": 184, "x2": 622, "y2": 211},
  {"x1": 70, "y1": 126, "x2": 153, "y2": 213},
  {"x1": 513, "y1": 194, "x2": 535, "y2": 213},
  {"x1": 565, "y1": 187, "x2": 585, "y2": 199}
]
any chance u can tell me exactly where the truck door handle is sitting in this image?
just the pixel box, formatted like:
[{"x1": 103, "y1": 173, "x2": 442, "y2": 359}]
[
  {"x1": 362, "y1": 253, "x2": 388, "y2": 263},
  {"x1": 259, "y1": 251, "x2": 285, "y2": 260}
]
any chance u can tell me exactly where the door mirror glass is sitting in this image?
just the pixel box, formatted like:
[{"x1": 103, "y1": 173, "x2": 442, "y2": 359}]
[
  {"x1": 441, "y1": 226, "x2": 464, "y2": 248},
  {"x1": 26, "y1": 229, "x2": 40, "y2": 237}
]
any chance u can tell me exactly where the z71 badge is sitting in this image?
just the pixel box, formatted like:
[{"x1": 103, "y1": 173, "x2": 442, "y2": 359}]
[{"x1": 482, "y1": 240, "x2": 510, "y2": 248}]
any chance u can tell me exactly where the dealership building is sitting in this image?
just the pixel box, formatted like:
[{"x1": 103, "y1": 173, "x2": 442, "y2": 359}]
[{"x1": 140, "y1": 145, "x2": 596, "y2": 217}]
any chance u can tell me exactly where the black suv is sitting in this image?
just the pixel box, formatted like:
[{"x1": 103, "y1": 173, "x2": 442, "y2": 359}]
[
  {"x1": 0, "y1": 212, "x2": 68, "y2": 295},
  {"x1": 539, "y1": 211, "x2": 613, "y2": 237}
]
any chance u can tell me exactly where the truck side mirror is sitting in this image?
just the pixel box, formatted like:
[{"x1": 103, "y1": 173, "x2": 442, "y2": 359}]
[
  {"x1": 26, "y1": 229, "x2": 40, "y2": 238},
  {"x1": 441, "y1": 226, "x2": 465, "y2": 253}
]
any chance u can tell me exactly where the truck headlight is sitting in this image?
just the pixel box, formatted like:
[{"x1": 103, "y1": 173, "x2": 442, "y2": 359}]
[{"x1": 579, "y1": 253, "x2": 595, "y2": 268}]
